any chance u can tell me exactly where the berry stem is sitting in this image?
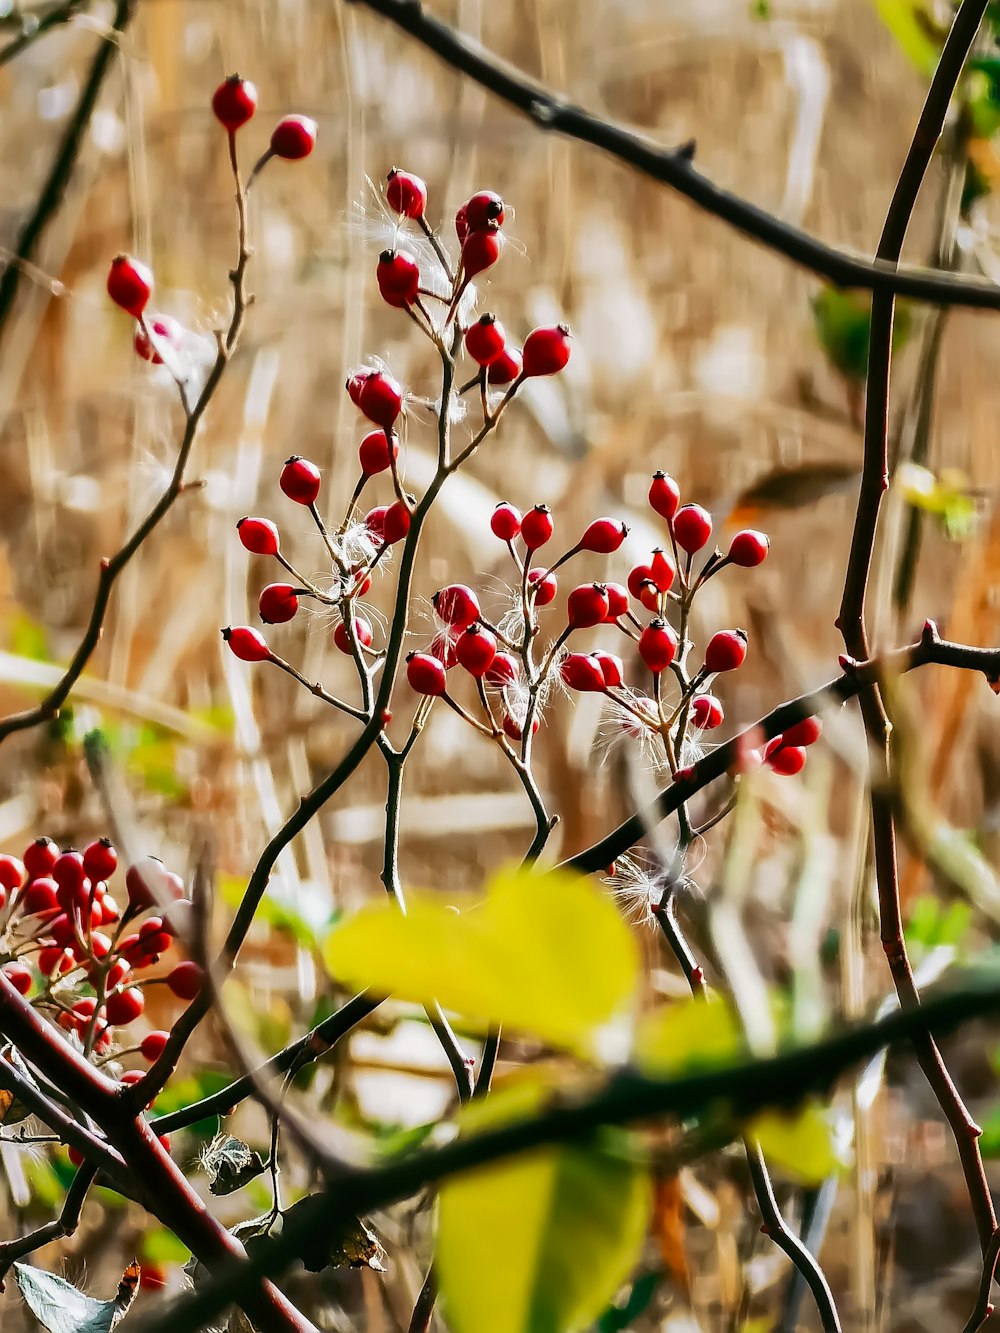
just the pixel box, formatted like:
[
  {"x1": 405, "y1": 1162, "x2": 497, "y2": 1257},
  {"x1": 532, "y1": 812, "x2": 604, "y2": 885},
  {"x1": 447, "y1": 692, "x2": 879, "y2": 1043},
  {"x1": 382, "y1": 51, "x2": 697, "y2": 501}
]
[{"x1": 417, "y1": 213, "x2": 456, "y2": 283}]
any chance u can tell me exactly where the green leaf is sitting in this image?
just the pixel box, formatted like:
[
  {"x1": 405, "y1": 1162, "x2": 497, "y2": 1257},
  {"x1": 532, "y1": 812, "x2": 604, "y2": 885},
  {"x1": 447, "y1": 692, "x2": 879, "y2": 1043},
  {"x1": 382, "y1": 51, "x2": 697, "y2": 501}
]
[
  {"x1": 749, "y1": 1102, "x2": 844, "y2": 1185},
  {"x1": 595, "y1": 1270, "x2": 661, "y2": 1332},
  {"x1": 14, "y1": 1261, "x2": 138, "y2": 1333},
  {"x1": 437, "y1": 1072, "x2": 650, "y2": 1333},
  {"x1": 874, "y1": 0, "x2": 941, "y2": 76},
  {"x1": 141, "y1": 1227, "x2": 190, "y2": 1265},
  {"x1": 218, "y1": 872, "x2": 327, "y2": 949},
  {"x1": 324, "y1": 866, "x2": 639, "y2": 1055},
  {"x1": 6, "y1": 611, "x2": 49, "y2": 663},
  {"x1": 812, "y1": 287, "x2": 912, "y2": 382}
]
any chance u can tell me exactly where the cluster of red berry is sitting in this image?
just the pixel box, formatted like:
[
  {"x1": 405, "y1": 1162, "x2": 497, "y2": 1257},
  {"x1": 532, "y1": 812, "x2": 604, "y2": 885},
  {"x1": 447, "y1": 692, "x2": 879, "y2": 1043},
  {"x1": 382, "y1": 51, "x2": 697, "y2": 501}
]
[{"x1": 0, "y1": 836, "x2": 204, "y2": 1156}]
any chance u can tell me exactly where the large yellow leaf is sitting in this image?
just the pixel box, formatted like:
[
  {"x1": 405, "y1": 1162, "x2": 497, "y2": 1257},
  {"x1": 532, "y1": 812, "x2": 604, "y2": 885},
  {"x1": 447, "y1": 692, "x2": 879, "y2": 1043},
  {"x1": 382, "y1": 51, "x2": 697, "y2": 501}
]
[
  {"x1": 323, "y1": 866, "x2": 638, "y2": 1054},
  {"x1": 437, "y1": 1071, "x2": 650, "y2": 1333},
  {"x1": 748, "y1": 1103, "x2": 844, "y2": 1185},
  {"x1": 633, "y1": 995, "x2": 745, "y2": 1074}
]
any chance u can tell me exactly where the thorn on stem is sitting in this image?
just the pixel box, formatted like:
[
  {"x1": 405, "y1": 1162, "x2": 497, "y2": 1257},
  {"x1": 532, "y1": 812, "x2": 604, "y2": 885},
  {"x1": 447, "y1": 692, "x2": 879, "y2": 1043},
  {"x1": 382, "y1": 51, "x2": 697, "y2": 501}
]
[{"x1": 921, "y1": 618, "x2": 940, "y2": 645}]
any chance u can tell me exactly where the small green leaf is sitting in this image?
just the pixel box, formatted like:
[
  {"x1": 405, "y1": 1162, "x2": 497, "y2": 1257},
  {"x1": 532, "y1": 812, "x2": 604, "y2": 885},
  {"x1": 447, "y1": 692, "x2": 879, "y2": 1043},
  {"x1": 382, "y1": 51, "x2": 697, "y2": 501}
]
[
  {"x1": 875, "y1": 0, "x2": 941, "y2": 76},
  {"x1": 6, "y1": 611, "x2": 49, "y2": 663},
  {"x1": 324, "y1": 866, "x2": 639, "y2": 1055},
  {"x1": 437, "y1": 1071, "x2": 650, "y2": 1333},
  {"x1": 14, "y1": 1261, "x2": 138, "y2": 1333},
  {"x1": 141, "y1": 1227, "x2": 190, "y2": 1265},
  {"x1": 748, "y1": 1102, "x2": 844, "y2": 1185},
  {"x1": 812, "y1": 287, "x2": 912, "y2": 382}
]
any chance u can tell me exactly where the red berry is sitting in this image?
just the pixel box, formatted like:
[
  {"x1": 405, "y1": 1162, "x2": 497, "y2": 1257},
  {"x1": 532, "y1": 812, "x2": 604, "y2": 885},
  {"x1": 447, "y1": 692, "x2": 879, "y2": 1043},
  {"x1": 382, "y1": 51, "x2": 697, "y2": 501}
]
[
  {"x1": 258, "y1": 583, "x2": 299, "y2": 625},
  {"x1": 579, "y1": 517, "x2": 628, "y2": 554},
  {"x1": 100, "y1": 894, "x2": 121, "y2": 925},
  {"x1": 704, "y1": 629, "x2": 748, "y2": 674},
  {"x1": 167, "y1": 961, "x2": 204, "y2": 1001},
  {"x1": 0, "y1": 855, "x2": 23, "y2": 892},
  {"x1": 461, "y1": 227, "x2": 504, "y2": 279},
  {"x1": 68, "y1": 1146, "x2": 85, "y2": 1168},
  {"x1": 465, "y1": 314, "x2": 507, "y2": 365},
  {"x1": 125, "y1": 856, "x2": 168, "y2": 912},
  {"x1": 279, "y1": 456, "x2": 321, "y2": 506},
  {"x1": 158, "y1": 1134, "x2": 172, "y2": 1153},
  {"x1": 691, "y1": 694, "x2": 724, "y2": 730},
  {"x1": 649, "y1": 548, "x2": 676, "y2": 593},
  {"x1": 120, "y1": 1070, "x2": 145, "y2": 1089},
  {"x1": 212, "y1": 74, "x2": 258, "y2": 131},
  {"x1": 456, "y1": 625, "x2": 497, "y2": 677},
  {"x1": 107, "y1": 254, "x2": 153, "y2": 317},
  {"x1": 522, "y1": 324, "x2": 572, "y2": 378},
  {"x1": 386, "y1": 167, "x2": 427, "y2": 219},
  {"x1": 2, "y1": 962, "x2": 31, "y2": 996},
  {"x1": 464, "y1": 191, "x2": 505, "y2": 231},
  {"x1": 350, "y1": 564, "x2": 372, "y2": 597},
  {"x1": 455, "y1": 203, "x2": 469, "y2": 246},
  {"x1": 502, "y1": 712, "x2": 539, "y2": 741},
  {"x1": 237, "y1": 516, "x2": 280, "y2": 557},
  {"x1": 782, "y1": 715, "x2": 822, "y2": 748},
  {"x1": 270, "y1": 114, "x2": 317, "y2": 160},
  {"x1": 346, "y1": 371, "x2": 367, "y2": 407},
  {"x1": 357, "y1": 370, "x2": 404, "y2": 429},
  {"x1": 141, "y1": 1029, "x2": 170, "y2": 1062},
  {"x1": 491, "y1": 502, "x2": 522, "y2": 541},
  {"x1": 52, "y1": 851, "x2": 85, "y2": 895},
  {"x1": 222, "y1": 625, "x2": 271, "y2": 662},
  {"x1": 591, "y1": 650, "x2": 624, "y2": 689},
  {"x1": 521, "y1": 504, "x2": 554, "y2": 551},
  {"x1": 38, "y1": 946, "x2": 74, "y2": 976},
  {"x1": 139, "y1": 1264, "x2": 167, "y2": 1291},
  {"x1": 20, "y1": 877, "x2": 58, "y2": 916},
  {"x1": 358, "y1": 429, "x2": 399, "y2": 476},
  {"x1": 485, "y1": 652, "x2": 520, "y2": 688},
  {"x1": 728, "y1": 529, "x2": 770, "y2": 568},
  {"x1": 527, "y1": 567, "x2": 558, "y2": 606},
  {"x1": 567, "y1": 582, "x2": 610, "y2": 630},
  {"x1": 134, "y1": 314, "x2": 182, "y2": 365},
  {"x1": 433, "y1": 584, "x2": 481, "y2": 628},
  {"x1": 638, "y1": 619, "x2": 678, "y2": 673},
  {"x1": 105, "y1": 986, "x2": 144, "y2": 1026},
  {"x1": 382, "y1": 500, "x2": 411, "y2": 545},
  {"x1": 627, "y1": 564, "x2": 654, "y2": 600},
  {"x1": 430, "y1": 633, "x2": 459, "y2": 670},
  {"x1": 364, "y1": 505, "x2": 388, "y2": 542},
  {"x1": 23, "y1": 837, "x2": 58, "y2": 879},
  {"x1": 333, "y1": 617, "x2": 374, "y2": 655},
  {"x1": 768, "y1": 744, "x2": 807, "y2": 777},
  {"x1": 673, "y1": 504, "x2": 713, "y2": 554},
  {"x1": 560, "y1": 652, "x2": 606, "y2": 692},
  {"x1": 648, "y1": 470, "x2": 681, "y2": 521},
  {"x1": 488, "y1": 345, "x2": 522, "y2": 385},
  {"x1": 377, "y1": 249, "x2": 420, "y2": 307},
  {"x1": 406, "y1": 652, "x2": 448, "y2": 697},
  {"x1": 604, "y1": 583, "x2": 629, "y2": 621},
  {"x1": 106, "y1": 957, "x2": 130, "y2": 989},
  {"x1": 82, "y1": 839, "x2": 116, "y2": 882}
]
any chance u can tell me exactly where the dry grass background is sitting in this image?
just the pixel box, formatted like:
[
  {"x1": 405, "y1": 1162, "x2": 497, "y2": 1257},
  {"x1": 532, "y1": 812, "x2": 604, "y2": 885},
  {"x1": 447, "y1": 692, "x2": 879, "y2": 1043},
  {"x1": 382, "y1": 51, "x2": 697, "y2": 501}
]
[{"x1": 1, "y1": 0, "x2": 1000, "y2": 1329}]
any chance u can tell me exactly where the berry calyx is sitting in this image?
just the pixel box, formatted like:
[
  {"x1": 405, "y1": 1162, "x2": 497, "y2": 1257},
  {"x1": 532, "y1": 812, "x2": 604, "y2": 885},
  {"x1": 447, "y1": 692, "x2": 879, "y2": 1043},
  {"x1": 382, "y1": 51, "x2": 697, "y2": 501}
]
[
  {"x1": 704, "y1": 628, "x2": 748, "y2": 674},
  {"x1": 560, "y1": 652, "x2": 607, "y2": 692},
  {"x1": 353, "y1": 369, "x2": 404, "y2": 429},
  {"x1": 461, "y1": 227, "x2": 504, "y2": 279},
  {"x1": 167, "y1": 961, "x2": 204, "y2": 1000},
  {"x1": 591, "y1": 650, "x2": 624, "y2": 689},
  {"x1": 465, "y1": 314, "x2": 507, "y2": 365},
  {"x1": 212, "y1": 74, "x2": 258, "y2": 131},
  {"x1": 386, "y1": 168, "x2": 427, "y2": 219},
  {"x1": 382, "y1": 499, "x2": 412, "y2": 545},
  {"x1": 485, "y1": 652, "x2": 520, "y2": 688},
  {"x1": 134, "y1": 314, "x2": 182, "y2": 365},
  {"x1": 648, "y1": 470, "x2": 680, "y2": 521},
  {"x1": 237, "y1": 516, "x2": 280, "y2": 556},
  {"x1": 579, "y1": 517, "x2": 628, "y2": 554},
  {"x1": 456, "y1": 625, "x2": 497, "y2": 677},
  {"x1": 279, "y1": 456, "x2": 321, "y2": 505},
  {"x1": 767, "y1": 744, "x2": 807, "y2": 777},
  {"x1": 358, "y1": 429, "x2": 399, "y2": 476},
  {"x1": 258, "y1": 583, "x2": 300, "y2": 625},
  {"x1": 141, "y1": 1030, "x2": 170, "y2": 1061},
  {"x1": 781, "y1": 715, "x2": 822, "y2": 748},
  {"x1": 464, "y1": 190, "x2": 505, "y2": 231},
  {"x1": 566, "y1": 582, "x2": 610, "y2": 630},
  {"x1": 270, "y1": 114, "x2": 317, "y2": 160},
  {"x1": 222, "y1": 626, "x2": 271, "y2": 663},
  {"x1": 333, "y1": 617, "x2": 373, "y2": 655},
  {"x1": 691, "y1": 694, "x2": 724, "y2": 730},
  {"x1": 527, "y1": 567, "x2": 558, "y2": 606},
  {"x1": 406, "y1": 652, "x2": 448, "y2": 697},
  {"x1": 728, "y1": 529, "x2": 770, "y2": 568},
  {"x1": 521, "y1": 504, "x2": 554, "y2": 551},
  {"x1": 488, "y1": 345, "x2": 522, "y2": 385},
  {"x1": 107, "y1": 254, "x2": 153, "y2": 317},
  {"x1": 521, "y1": 324, "x2": 572, "y2": 378},
  {"x1": 491, "y1": 502, "x2": 522, "y2": 541},
  {"x1": 433, "y1": 584, "x2": 481, "y2": 629},
  {"x1": 377, "y1": 249, "x2": 420, "y2": 307},
  {"x1": 638, "y1": 619, "x2": 678, "y2": 673},
  {"x1": 23, "y1": 836, "x2": 58, "y2": 879},
  {"x1": 672, "y1": 503, "x2": 713, "y2": 554},
  {"x1": 83, "y1": 838, "x2": 117, "y2": 882}
]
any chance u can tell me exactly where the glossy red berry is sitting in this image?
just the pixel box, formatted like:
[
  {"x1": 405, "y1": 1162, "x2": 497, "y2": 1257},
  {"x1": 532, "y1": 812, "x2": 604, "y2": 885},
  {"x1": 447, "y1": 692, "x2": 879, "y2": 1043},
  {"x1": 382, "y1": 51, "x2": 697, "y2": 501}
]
[
  {"x1": 107, "y1": 254, "x2": 153, "y2": 317},
  {"x1": 38, "y1": 946, "x2": 74, "y2": 976},
  {"x1": 258, "y1": 583, "x2": 299, "y2": 624},
  {"x1": 125, "y1": 857, "x2": 167, "y2": 912},
  {"x1": 2, "y1": 962, "x2": 31, "y2": 996},
  {"x1": 105, "y1": 985, "x2": 145, "y2": 1026},
  {"x1": 560, "y1": 652, "x2": 607, "y2": 692},
  {"x1": 386, "y1": 167, "x2": 427, "y2": 219},
  {"x1": 604, "y1": 583, "x2": 629, "y2": 621},
  {"x1": 23, "y1": 836, "x2": 58, "y2": 879},
  {"x1": 333, "y1": 616, "x2": 374, "y2": 655},
  {"x1": 270, "y1": 114, "x2": 317, "y2": 160},
  {"x1": 521, "y1": 504, "x2": 554, "y2": 551},
  {"x1": 237, "y1": 516, "x2": 280, "y2": 556},
  {"x1": 456, "y1": 625, "x2": 497, "y2": 677},
  {"x1": 82, "y1": 839, "x2": 117, "y2": 882},
  {"x1": 406, "y1": 652, "x2": 448, "y2": 697},
  {"x1": 648, "y1": 470, "x2": 681, "y2": 521},
  {"x1": 105, "y1": 956, "x2": 130, "y2": 989},
  {"x1": 485, "y1": 652, "x2": 520, "y2": 688},
  {"x1": 638, "y1": 619, "x2": 678, "y2": 673},
  {"x1": 100, "y1": 894, "x2": 121, "y2": 925},
  {"x1": 462, "y1": 227, "x2": 504, "y2": 278},
  {"x1": 673, "y1": 504, "x2": 713, "y2": 554},
  {"x1": 377, "y1": 249, "x2": 420, "y2": 307},
  {"x1": 579, "y1": 517, "x2": 628, "y2": 554},
  {"x1": 280, "y1": 456, "x2": 321, "y2": 505},
  {"x1": 382, "y1": 500, "x2": 411, "y2": 545},
  {"x1": 68, "y1": 1146, "x2": 85, "y2": 1168},
  {"x1": 433, "y1": 584, "x2": 481, "y2": 628},
  {"x1": 222, "y1": 626, "x2": 271, "y2": 662},
  {"x1": 491, "y1": 502, "x2": 522, "y2": 541},
  {"x1": 358, "y1": 428, "x2": 399, "y2": 476},
  {"x1": 567, "y1": 583, "x2": 610, "y2": 630},
  {"x1": 522, "y1": 324, "x2": 572, "y2": 378},
  {"x1": 704, "y1": 628, "x2": 748, "y2": 674},
  {"x1": 527, "y1": 567, "x2": 558, "y2": 606},
  {"x1": 52, "y1": 850, "x2": 85, "y2": 895},
  {"x1": 768, "y1": 744, "x2": 807, "y2": 776},
  {"x1": 430, "y1": 633, "x2": 459, "y2": 670},
  {"x1": 502, "y1": 712, "x2": 539, "y2": 741},
  {"x1": 627, "y1": 564, "x2": 654, "y2": 600},
  {"x1": 591, "y1": 650, "x2": 624, "y2": 689},
  {"x1": 346, "y1": 371, "x2": 367, "y2": 407},
  {"x1": 212, "y1": 74, "x2": 258, "y2": 131},
  {"x1": 167, "y1": 961, "x2": 204, "y2": 1001},
  {"x1": 782, "y1": 715, "x2": 822, "y2": 748},
  {"x1": 728, "y1": 529, "x2": 770, "y2": 568},
  {"x1": 134, "y1": 314, "x2": 182, "y2": 364},
  {"x1": 465, "y1": 314, "x2": 507, "y2": 365},
  {"x1": 488, "y1": 345, "x2": 522, "y2": 385},
  {"x1": 455, "y1": 204, "x2": 469, "y2": 246},
  {"x1": 691, "y1": 694, "x2": 724, "y2": 730},
  {"x1": 141, "y1": 1030, "x2": 170, "y2": 1062},
  {"x1": 649, "y1": 548, "x2": 676, "y2": 593},
  {"x1": 364, "y1": 505, "x2": 388, "y2": 543},
  {"x1": 0, "y1": 855, "x2": 23, "y2": 892},
  {"x1": 357, "y1": 370, "x2": 404, "y2": 429},
  {"x1": 20, "y1": 877, "x2": 58, "y2": 915},
  {"x1": 464, "y1": 190, "x2": 505, "y2": 231}
]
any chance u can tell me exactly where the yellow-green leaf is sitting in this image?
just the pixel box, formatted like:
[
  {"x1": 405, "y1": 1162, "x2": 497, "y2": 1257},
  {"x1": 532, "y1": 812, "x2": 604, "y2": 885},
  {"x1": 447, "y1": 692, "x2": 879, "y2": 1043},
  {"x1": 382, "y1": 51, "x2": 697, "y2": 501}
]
[
  {"x1": 323, "y1": 866, "x2": 638, "y2": 1055},
  {"x1": 437, "y1": 1071, "x2": 651, "y2": 1333},
  {"x1": 748, "y1": 1101, "x2": 844, "y2": 1185},
  {"x1": 633, "y1": 996, "x2": 745, "y2": 1075},
  {"x1": 875, "y1": 0, "x2": 941, "y2": 77}
]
